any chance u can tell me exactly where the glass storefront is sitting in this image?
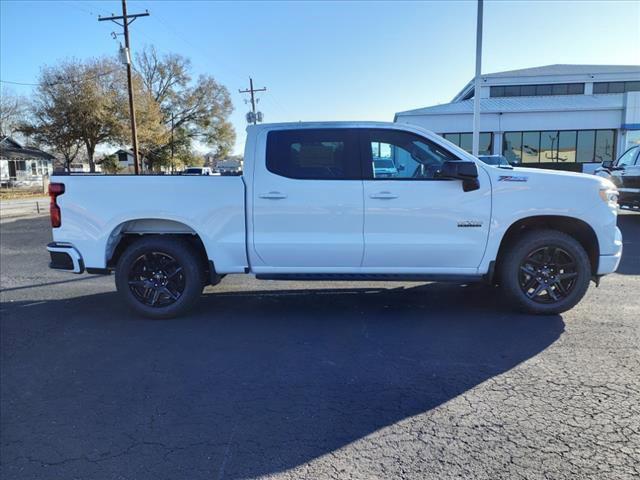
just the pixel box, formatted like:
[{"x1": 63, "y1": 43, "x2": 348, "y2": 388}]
[
  {"x1": 503, "y1": 129, "x2": 615, "y2": 165},
  {"x1": 442, "y1": 132, "x2": 493, "y2": 156}
]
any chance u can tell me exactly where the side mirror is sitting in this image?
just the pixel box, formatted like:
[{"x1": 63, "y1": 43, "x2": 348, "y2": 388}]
[
  {"x1": 601, "y1": 160, "x2": 614, "y2": 170},
  {"x1": 437, "y1": 160, "x2": 480, "y2": 192}
]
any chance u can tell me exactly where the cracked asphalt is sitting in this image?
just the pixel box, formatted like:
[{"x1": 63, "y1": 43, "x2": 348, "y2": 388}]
[{"x1": 1, "y1": 213, "x2": 639, "y2": 479}]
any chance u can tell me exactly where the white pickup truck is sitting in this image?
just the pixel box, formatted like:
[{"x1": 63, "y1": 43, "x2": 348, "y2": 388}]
[{"x1": 47, "y1": 122, "x2": 622, "y2": 318}]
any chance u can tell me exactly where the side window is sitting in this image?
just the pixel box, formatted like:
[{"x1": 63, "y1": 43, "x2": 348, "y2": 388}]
[
  {"x1": 266, "y1": 129, "x2": 360, "y2": 180},
  {"x1": 365, "y1": 129, "x2": 459, "y2": 180},
  {"x1": 617, "y1": 147, "x2": 639, "y2": 168}
]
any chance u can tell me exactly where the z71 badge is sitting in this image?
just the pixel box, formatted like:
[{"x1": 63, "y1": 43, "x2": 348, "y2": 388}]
[{"x1": 498, "y1": 175, "x2": 528, "y2": 182}]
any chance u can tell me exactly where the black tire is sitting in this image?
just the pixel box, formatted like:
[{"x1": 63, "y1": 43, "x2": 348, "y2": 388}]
[
  {"x1": 115, "y1": 236, "x2": 205, "y2": 319},
  {"x1": 499, "y1": 230, "x2": 591, "y2": 315}
]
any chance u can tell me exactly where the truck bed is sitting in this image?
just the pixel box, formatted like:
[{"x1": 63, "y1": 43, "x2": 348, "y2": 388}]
[{"x1": 51, "y1": 174, "x2": 248, "y2": 273}]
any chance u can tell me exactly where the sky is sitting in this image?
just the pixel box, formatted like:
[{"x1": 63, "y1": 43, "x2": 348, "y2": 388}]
[{"x1": 1, "y1": 0, "x2": 639, "y2": 154}]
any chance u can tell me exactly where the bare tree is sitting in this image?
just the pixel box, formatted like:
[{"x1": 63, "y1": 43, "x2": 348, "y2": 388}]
[
  {"x1": 0, "y1": 90, "x2": 27, "y2": 137},
  {"x1": 135, "y1": 46, "x2": 235, "y2": 170}
]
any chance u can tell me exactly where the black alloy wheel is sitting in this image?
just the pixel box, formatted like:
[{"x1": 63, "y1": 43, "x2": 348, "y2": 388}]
[
  {"x1": 115, "y1": 236, "x2": 205, "y2": 319},
  {"x1": 128, "y1": 252, "x2": 185, "y2": 307},
  {"x1": 518, "y1": 246, "x2": 578, "y2": 304},
  {"x1": 498, "y1": 229, "x2": 591, "y2": 315}
]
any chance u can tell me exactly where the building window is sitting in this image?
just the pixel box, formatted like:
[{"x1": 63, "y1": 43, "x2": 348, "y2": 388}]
[
  {"x1": 558, "y1": 131, "x2": 577, "y2": 163},
  {"x1": 503, "y1": 132, "x2": 522, "y2": 164},
  {"x1": 442, "y1": 132, "x2": 492, "y2": 155},
  {"x1": 490, "y1": 83, "x2": 584, "y2": 98},
  {"x1": 593, "y1": 81, "x2": 640, "y2": 94},
  {"x1": 552, "y1": 84, "x2": 569, "y2": 96},
  {"x1": 540, "y1": 131, "x2": 559, "y2": 162},
  {"x1": 594, "y1": 130, "x2": 615, "y2": 163},
  {"x1": 503, "y1": 129, "x2": 616, "y2": 164},
  {"x1": 522, "y1": 132, "x2": 540, "y2": 163},
  {"x1": 536, "y1": 84, "x2": 553, "y2": 96},
  {"x1": 576, "y1": 131, "x2": 595, "y2": 163}
]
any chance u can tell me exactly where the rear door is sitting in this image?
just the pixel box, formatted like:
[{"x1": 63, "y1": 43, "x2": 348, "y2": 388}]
[
  {"x1": 360, "y1": 128, "x2": 491, "y2": 272},
  {"x1": 251, "y1": 128, "x2": 364, "y2": 269}
]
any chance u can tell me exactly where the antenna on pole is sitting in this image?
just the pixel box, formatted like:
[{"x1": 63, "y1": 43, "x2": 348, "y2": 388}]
[{"x1": 239, "y1": 77, "x2": 267, "y2": 125}]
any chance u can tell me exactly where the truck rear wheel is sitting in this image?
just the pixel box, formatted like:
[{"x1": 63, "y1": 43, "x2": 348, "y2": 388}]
[
  {"x1": 499, "y1": 230, "x2": 591, "y2": 315},
  {"x1": 115, "y1": 237, "x2": 204, "y2": 319}
]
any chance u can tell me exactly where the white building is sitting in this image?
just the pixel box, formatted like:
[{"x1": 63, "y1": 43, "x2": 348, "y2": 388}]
[{"x1": 395, "y1": 64, "x2": 640, "y2": 173}]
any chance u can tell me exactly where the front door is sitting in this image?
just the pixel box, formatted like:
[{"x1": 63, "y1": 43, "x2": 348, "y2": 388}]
[
  {"x1": 252, "y1": 128, "x2": 364, "y2": 269},
  {"x1": 361, "y1": 128, "x2": 491, "y2": 272},
  {"x1": 617, "y1": 146, "x2": 640, "y2": 205}
]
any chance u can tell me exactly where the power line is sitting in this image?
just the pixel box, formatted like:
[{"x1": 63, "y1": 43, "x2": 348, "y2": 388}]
[{"x1": 1, "y1": 69, "x2": 120, "y2": 87}]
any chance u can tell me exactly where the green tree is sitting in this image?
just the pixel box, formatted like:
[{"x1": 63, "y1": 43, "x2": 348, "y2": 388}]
[
  {"x1": 99, "y1": 154, "x2": 123, "y2": 174},
  {"x1": 135, "y1": 46, "x2": 235, "y2": 171}
]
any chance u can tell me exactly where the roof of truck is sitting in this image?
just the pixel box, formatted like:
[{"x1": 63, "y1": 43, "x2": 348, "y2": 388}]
[{"x1": 247, "y1": 121, "x2": 401, "y2": 131}]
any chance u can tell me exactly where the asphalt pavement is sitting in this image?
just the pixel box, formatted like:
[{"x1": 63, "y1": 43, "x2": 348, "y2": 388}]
[{"x1": 1, "y1": 214, "x2": 639, "y2": 479}]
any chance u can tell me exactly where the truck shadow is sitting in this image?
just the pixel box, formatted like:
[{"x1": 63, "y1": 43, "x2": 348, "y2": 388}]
[{"x1": 1, "y1": 283, "x2": 563, "y2": 479}]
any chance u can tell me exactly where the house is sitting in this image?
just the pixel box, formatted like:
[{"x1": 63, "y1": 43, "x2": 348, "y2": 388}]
[
  {"x1": 395, "y1": 64, "x2": 640, "y2": 173},
  {"x1": 0, "y1": 136, "x2": 55, "y2": 187},
  {"x1": 108, "y1": 149, "x2": 149, "y2": 174}
]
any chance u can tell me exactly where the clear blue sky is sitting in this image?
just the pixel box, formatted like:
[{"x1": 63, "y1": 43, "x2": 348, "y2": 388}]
[{"x1": 2, "y1": 0, "x2": 639, "y2": 154}]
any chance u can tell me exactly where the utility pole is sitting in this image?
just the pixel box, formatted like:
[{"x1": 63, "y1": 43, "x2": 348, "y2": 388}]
[
  {"x1": 170, "y1": 113, "x2": 175, "y2": 173},
  {"x1": 99, "y1": 1, "x2": 149, "y2": 174},
  {"x1": 472, "y1": 0, "x2": 483, "y2": 157},
  {"x1": 239, "y1": 77, "x2": 266, "y2": 125}
]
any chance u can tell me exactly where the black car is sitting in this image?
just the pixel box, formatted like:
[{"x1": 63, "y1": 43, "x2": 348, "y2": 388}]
[{"x1": 596, "y1": 145, "x2": 640, "y2": 210}]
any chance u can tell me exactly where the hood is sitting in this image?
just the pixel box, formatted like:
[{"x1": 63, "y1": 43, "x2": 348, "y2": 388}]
[{"x1": 495, "y1": 165, "x2": 616, "y2": 190}]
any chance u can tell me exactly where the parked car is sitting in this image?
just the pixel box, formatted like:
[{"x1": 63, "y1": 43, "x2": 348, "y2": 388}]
[
  {"x1": 595, "y1": 145, "x2": 639, "y2": 210},
  {"x1": 46, "y1": 122, "x2": 622, "y2": 318},
  {"x1": 478, "y1": 154, "x2": 512, "y2": 168},
  {"x1": 182, "y1": 166, "x2": 214, "y2": 176},
  {"x1": 373, "y1": 158, "x2": 400, "y2": 178}
]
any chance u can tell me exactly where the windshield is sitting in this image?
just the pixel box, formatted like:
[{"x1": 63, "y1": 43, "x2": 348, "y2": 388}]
[
  {"x1": 184, "y1": 168, "x2": 202, "y2": 174},
  {"x1": 374, "y1": 159, "x2": 395, "y2": 169}
]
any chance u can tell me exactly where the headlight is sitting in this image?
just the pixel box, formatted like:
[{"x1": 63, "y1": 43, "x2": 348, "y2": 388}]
[{"x1": 599, "y1": 187, "x2": 619, "y2": 206}]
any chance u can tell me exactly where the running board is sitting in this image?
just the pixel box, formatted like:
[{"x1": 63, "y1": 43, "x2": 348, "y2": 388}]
[{"x1": 255, "y1": 273, "x2": 484, "y2": 283}]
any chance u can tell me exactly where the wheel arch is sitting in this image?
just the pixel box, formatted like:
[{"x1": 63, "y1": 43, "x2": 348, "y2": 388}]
[
  {"x1": 494, "y1": 215, "x2": 600, "y2": 280},
  {"x1": 105, "y1": 219, "x2": 211, "y2": 275}
]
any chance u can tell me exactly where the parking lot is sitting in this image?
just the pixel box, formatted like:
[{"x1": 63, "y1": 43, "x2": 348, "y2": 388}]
[{"x1": 1, "y1": 213, "x2": 639, "y2": 479}]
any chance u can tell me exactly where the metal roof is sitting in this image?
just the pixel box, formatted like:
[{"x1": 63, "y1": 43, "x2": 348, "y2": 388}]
[
  {"x1": 396, "y1": 94, "x2": 625, "y2": 117},
  {"x1": 482, "y1": 64, "x2": 640, "y2": 78},
  {"x1": 0, "y1": 136, "x2": 55, "y2": 161}
]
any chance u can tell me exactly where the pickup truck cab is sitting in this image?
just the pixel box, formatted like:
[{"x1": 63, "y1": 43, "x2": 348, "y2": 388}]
[{"x1": 47, "y1": 122, "x2": 622, "y2": 318}]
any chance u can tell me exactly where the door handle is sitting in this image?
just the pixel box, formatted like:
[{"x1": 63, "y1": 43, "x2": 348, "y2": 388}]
[
  {"x1": 369, "y1": 191, "x2": 398, "y2": 200},
  {"x1": 258, "y1": 191, "x2": 288, "y2": 200}
]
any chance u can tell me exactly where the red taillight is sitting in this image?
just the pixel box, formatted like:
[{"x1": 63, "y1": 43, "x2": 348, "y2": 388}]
[{"x1": 49, "y1": 182, "x2": 65, "y2": 228}]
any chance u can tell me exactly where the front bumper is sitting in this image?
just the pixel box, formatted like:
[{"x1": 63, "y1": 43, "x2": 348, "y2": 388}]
[
  {"x1": 47, "y1": 242, "x2": 84, "y2": 273},
  {"x1": 597, "y1": 226, "x2": 623, "y2": 275}
]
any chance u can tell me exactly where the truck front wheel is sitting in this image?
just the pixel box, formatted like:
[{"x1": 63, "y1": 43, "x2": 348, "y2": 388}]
[
  {"x1": 115, "y1": 237, "x2": 204, "y2": 319},
  {"x1": 499, "y1": 230, "x2": 591, "y2": 315}
]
